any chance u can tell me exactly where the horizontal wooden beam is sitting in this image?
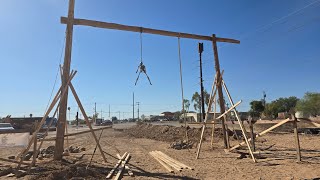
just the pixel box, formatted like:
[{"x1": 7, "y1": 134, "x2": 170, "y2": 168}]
[
  {"x1": 64, "y1": 126, "x2": 112, "y2": 137},
  {"x1": 61, "y1": 17, "x2": 240, "y2": 44}
]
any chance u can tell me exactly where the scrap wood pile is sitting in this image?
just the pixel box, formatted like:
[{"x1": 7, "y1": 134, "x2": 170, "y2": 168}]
[
  {"x1": 125, "y1": 123, "x2": 232, "y2": 144},
  {"x1": 149, "y1": 150, "x2": 193, "y2": 173},
  {"x1": 106, "y1": 152, "x2": 133, "y2": 179},
  {"x1": 0, "y1": 158, "x2": 108, "y2": 179}
]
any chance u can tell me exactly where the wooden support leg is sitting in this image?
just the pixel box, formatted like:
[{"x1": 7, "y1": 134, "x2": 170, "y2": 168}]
[
  {"x1": 30, "y1": 120, "x2": 39, "y2": 167},
  {"x1": 36, "y1": 105, "x2": 60, "y2": 158},
  {"x1": 196, "y1": 73, "x2": 218, "y2": 159},
  {"x1": 211, "y1": 95, "x2": 217, "y2": 149},
  {"x1": 222, "y1": 80, "x2": 256, "y2": 163},
  {"x1": 16, "y1": 71, "x2": 77, "y2": 169},
  {"x1": 69, "y1": 82, "x2": 107, "y2": 163}
]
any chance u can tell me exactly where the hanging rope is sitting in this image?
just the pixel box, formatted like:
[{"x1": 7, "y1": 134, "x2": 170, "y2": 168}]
[
  {"x1": 177, "y1": 36, "x2": 188, "y2": 142},
  {"x1": 135, "y1": 28, "x2": 152, "y2": 85},
  {"x1": 140, "y1": 28, "x2": 143, "y2": 63}
]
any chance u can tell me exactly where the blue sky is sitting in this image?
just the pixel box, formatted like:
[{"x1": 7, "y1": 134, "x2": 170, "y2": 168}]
[{"x1": 0, "y1": 0, "x2": 319, "y2": 119}]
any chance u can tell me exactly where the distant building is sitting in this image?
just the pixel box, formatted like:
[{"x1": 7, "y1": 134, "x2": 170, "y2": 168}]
[
  {"x1": 160, "y1": 112, "x2": 175, "y2": 120},
  {"x1": 3, "y1": 116, "x2": 57, "y2": 129}
]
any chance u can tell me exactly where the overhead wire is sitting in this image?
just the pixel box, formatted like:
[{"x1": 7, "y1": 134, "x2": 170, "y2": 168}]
[{"x1": 43, "y1": 30, "x2": 67, "y2": 116}]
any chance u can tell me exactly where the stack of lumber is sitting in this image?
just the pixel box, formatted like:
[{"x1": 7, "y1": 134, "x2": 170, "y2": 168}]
[
  {"x1": 149, "y1": 151, "x2": 193, "y2": 173},
  {"x1": 106, "y1": 152, "x2": 133, "y2": 180}
]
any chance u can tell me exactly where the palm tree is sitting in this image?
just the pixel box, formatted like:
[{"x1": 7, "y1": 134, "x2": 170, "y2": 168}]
[{"x1": 183, "y1": 99, "x2": 190, "y2": 112}]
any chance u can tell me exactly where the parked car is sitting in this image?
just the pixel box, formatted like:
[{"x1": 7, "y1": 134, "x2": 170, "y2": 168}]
[
  {"x1": 100, "y1": 120, "x2": 112, "y2": 126},
  {"x1": 0, "y1": 123, "x2": 14, "y2": 131}
]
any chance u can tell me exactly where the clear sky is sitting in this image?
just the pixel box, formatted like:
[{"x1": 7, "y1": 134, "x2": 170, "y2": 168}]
[{"x1": 0, "y1": 0, "x2": 319, "y2": 120}]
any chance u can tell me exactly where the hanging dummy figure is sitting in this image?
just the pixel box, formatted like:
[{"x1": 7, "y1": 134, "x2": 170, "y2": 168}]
[
  {"x1": 135, "y1": 30, "x2": 152, "y2": 85},
  {"x1": 135, "y1": 61, "x2": 152, "y2": 85}
]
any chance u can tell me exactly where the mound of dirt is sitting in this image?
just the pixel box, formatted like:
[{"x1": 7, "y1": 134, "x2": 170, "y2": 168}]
[{"x1": 123, "y1": 123, "x2": 232, "y2": 144}]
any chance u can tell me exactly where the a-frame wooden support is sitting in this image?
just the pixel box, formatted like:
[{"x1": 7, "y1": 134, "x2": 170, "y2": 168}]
[
  {"x1": 16, "y1": 70, "x2": 107, "y2": 169},
  {"x1": 195, "y1": 72, "x2": 257, "y2": 163}
]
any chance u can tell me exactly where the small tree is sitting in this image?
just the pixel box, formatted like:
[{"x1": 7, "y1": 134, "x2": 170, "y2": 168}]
[
  {"x1": 191, "y1": 90, "x2": 209, "y2": 113},
  {"x1": 249, "y1": 100, "x2": 265, "y2": 118},
  {"x1": 296, "y1": 92, "x2": 320, "y2": 117}
]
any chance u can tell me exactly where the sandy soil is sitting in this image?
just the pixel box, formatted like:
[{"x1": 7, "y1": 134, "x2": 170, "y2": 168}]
[{"x1": 0, "y1": 124, "x2": 320, "y2": 180}]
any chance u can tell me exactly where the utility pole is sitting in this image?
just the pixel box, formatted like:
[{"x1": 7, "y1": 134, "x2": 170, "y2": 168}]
[
  {"x1": 101, "y1": 109, "x2": 103, "y2": 120},
  {"x1": 76, "y1": 111, "x2": 79, "y2": 129},
  {"x1": 133, "y1": 92, "x2": 135, "y2": 121},
  {"x1": 109, "y1": 104, "x2": 110, "y2": 118},
  {"x1": 118, "y1": 111, "x2": 121, "y2": 120},
  {"x1": 198, "y1": 43, "x2": 205, "y2": 122},
  {"x1": 94, "y1": 102, "x2": 97, "y2": 124},
  {"x1": 263, "y1": 91, "x2": 267, "y2": 108},
  {"x1": 136, "y1": 102, "x2": 140, "y2": 121}
]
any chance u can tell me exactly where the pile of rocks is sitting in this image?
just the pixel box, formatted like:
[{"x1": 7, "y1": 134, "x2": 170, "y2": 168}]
[
  {"x1": 37, "y1": 145, "x2": 56, "y2": 160},
  {"x1": 62, "y1": 146, "x2": 86, "y2": 156},
  {"x1": 169, "y1": 140, "x2": 193, "y2": 150}
]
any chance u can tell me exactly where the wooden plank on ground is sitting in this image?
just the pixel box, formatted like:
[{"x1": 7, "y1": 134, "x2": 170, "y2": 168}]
[
  {"x1": 228, "y1": 118, "x2": 291, "y2": 151},
  {"x1": 149, "y1": 152, "x2": 173, "y2": 173}
]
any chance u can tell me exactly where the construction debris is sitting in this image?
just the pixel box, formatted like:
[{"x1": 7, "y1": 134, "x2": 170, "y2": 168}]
[{"x1": 149, "y1": 150, "x2": 193, "y2": 173}]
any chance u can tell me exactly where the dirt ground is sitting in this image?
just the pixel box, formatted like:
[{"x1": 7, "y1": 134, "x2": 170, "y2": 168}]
[{"x1": 0, "y1": 123, "x2": 320, "y2": 180}]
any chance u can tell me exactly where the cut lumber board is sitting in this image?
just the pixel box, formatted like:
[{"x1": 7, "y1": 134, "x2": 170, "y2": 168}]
[
  {"x1": 155, "y1": 151, "x2": 193, "y2": 170},
  {"x1": 152, "y1": 152, "x2": 182, "y2": 172},
  {"x1": 116, "y1": 154, "x2": 134, "y2": 177},
  {"x1": 149, "y1": 152, "x2": 173, "y2": 173},
  {"x1": 106, "y1": 152, "x2": 127, "y2": 179},
  {"x1": 114, "y1": 153, "x2": 131, "y2": 180}
]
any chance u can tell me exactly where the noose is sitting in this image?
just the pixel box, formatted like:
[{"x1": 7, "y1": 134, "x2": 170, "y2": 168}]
[{"x1": 135, "y1": 28, "x2": 152, "y2": 85}]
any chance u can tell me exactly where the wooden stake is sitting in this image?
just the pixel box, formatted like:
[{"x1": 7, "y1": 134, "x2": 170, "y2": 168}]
[
  {"x1": 249, "y1": 118, "x2": 255, "y2": 152},
  {"x1": 222, "y1": 80, "x2": 256, "y2": 162},
  {"x1": 69, "y1": 82, "x2": 107, "y2": 162},
  {"x1": 292, "y1": 114, "x2": 301, "y2": 162}
]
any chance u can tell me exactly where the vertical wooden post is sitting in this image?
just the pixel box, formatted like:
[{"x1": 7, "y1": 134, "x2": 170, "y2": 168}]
[
  {"x1": 55, "y1": 0, "x2": 75, "y2": 160},
  {"x1": 249, "y1": 119, "x2": 255, "y2": 152},
  {"x1": 225, "y1": 123, "x2": 230, "y2": 149},
  {"x1": 32, "y1": 120, "x2": 38, "y2": 167},
  {"x1": 211, "y1": 34, "x2": 228, "y2": 148},
  {"x1": 292, "y1": 114, "x2": 301, "y2": 162}
]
